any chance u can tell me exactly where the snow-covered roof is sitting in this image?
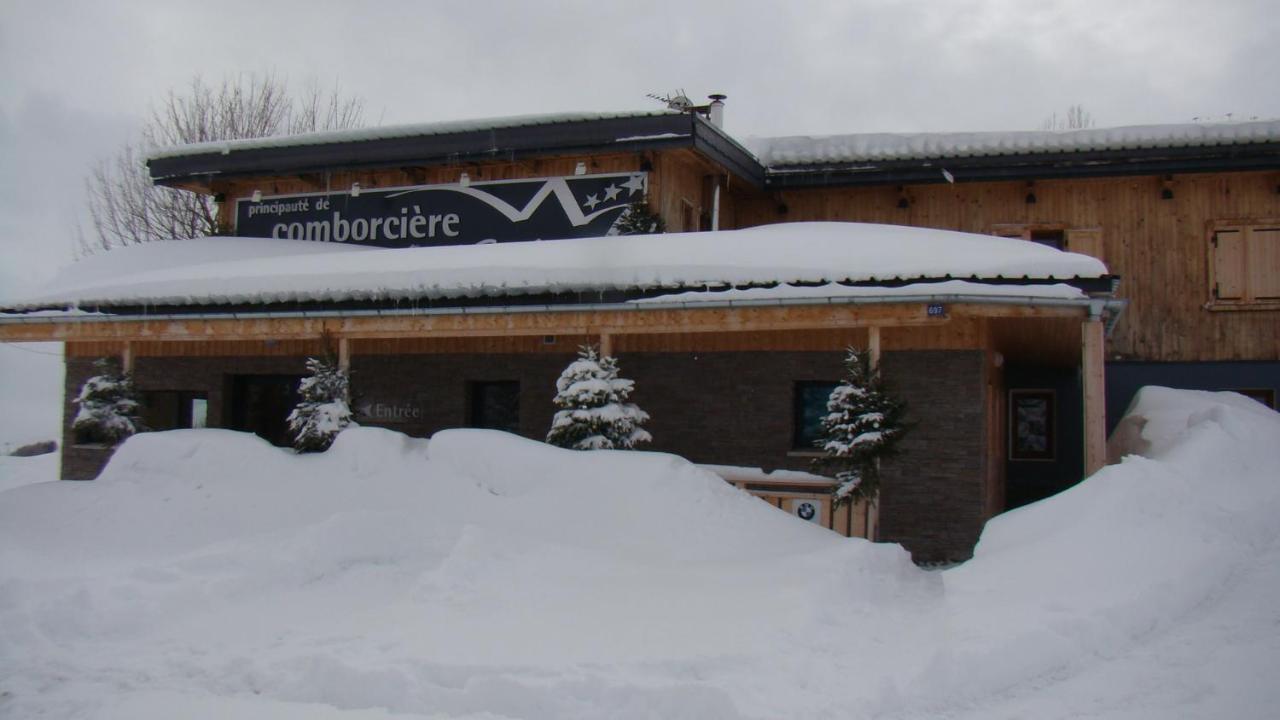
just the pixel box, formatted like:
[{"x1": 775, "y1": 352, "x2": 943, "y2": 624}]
[
  {"x1": 748, "y1": 119, "x2": 1280, "y2": 167},
  {"x1": 147, "y1": 110, "x2": 679, "y2": 161},
  {"x1": 5, "y1": 222, "x2": 1109, "y2": 312}
]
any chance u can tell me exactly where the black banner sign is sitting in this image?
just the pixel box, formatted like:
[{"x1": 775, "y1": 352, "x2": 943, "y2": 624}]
[{"x1": 234, "y1": 172, "x2": 647, "y2": 248}]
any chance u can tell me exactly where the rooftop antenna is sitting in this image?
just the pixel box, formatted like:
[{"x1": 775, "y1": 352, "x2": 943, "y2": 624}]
[
  {"x1": 645, "y1": 91, "x2": 727, "y2": 127},
  {"x1": 647, "y1": 90, "x2": 695, "y2": 112}
]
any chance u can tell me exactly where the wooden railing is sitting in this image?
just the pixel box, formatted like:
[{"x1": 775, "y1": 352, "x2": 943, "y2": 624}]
[{"x1": 699, "y1": 465, "x2": 869, "y2": 538}]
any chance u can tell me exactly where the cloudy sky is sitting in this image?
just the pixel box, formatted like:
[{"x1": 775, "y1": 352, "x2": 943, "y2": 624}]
[{"x1": 1, "y1": 0, "x2": 1277, "y2": 293}]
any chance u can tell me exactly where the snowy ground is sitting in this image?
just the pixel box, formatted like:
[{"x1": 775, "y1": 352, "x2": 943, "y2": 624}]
[{"x1": 0, "y1": 388, "x2": 1277, "y2": 719}]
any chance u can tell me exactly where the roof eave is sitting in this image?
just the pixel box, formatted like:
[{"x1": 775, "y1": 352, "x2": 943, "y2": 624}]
[
  {"x1": 763, "y1": 142, "x2": 1280, "y2": 188},
  {"x1": 148, "y1": 114, "x2": 703, "y2": 186},
  {"x1": 0, "y1": 274, "x2": 1120, "y2": 318}
]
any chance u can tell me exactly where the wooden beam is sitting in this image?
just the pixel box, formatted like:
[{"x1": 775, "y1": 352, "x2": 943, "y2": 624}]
[
  {"x1": 0, "y1": 302, "x2": 1087, "y2": 344},
  {"x1": 121, "y1": 341, "x2": 134, "y2": 373},
  {"x1": 599, "y1": 332, "x2": 613, "y2": 357},
  {"x1": 1082, "y1": 316, "x2": 1107, "y2": 476},
  {"x1": 337, "y1": 337, "x2": 351, "y2": 372}
]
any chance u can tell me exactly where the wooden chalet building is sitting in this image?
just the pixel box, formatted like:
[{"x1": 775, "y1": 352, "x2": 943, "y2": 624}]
[{"x1": 2, "y1": 98, "x2": 1277, "y2": 563}]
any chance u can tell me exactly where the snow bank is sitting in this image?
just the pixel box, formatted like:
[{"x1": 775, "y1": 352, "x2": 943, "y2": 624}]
[
  {"x1": 2, "y1": 389, "x2": 1277, "y2": 719},
  {"x1": 0, "y1": 453, "x2": 58, "y2": 494},
  {"x1": 7, "y1": 222, "x2": 1107, "y2": 311},
  {"x1": 930, "y1": 388, "x2": 1280, "y2": 717},
  {"x1": 0, "y1": 426, "x2": 926, "y2": 719},
  {"x1": 428, "y1": 430, "x2": 833, "y2": 562}
]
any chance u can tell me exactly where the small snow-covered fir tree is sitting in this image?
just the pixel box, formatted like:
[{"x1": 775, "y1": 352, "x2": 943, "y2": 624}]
[
  {"x1": 813, "y1": 348, "x2": 909, "y2": 506},
  {"x1": 72, "y1": 358, "x2": 141, "y2": 445},
  {"x1": 287, "y1": 355, "x2": 354, "y2": 452},
  {"x1": 609, "y1": 200, "x2": 666, "y2": 235},
  {"x1": 547, "y1": 346, "x2": 652, "y2": 450}
]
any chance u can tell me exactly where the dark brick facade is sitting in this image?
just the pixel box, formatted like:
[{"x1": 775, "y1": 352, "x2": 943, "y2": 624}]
[
  {"x1": 878, "y1": 351, "x2": 990, "y2": 564},
  {"x1": 63, "y1": 358, "x2": 115, "y2": 481},
  {"x1": 63, "y1": 348, "x2": 989, "y2": 561}
]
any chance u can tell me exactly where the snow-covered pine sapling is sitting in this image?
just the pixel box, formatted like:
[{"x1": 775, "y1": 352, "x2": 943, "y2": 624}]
[
  {"x1": 546, "y1": 345, "x2": 652, "y2": 450},
  {"x1": 813, "y1": 348, "x2": 909, "y2": 506},
  {"x1": 72, "y1": 358, "x2": 142, "y2": 446},
  {"x1": 609, "y1": 200, "x2": 666, "y2": 235},
  {"x1": 287, "y1": 355, "x2": 355, "y2": 452}
]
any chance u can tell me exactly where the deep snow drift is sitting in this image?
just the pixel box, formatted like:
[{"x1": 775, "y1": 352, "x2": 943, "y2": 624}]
[{"x1": 1, "y1": 388, "x2": 1278, "y2": 719}]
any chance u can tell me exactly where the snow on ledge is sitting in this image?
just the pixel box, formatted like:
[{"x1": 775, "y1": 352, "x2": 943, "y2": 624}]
[
  {"x1": 748, "y1": 119, "x2": 1280, "y2": 166},
  {"x1": 147, "y1": 110, "x2": 679, "y2": 161},
  {"x1": 634, "y1": 279, "x2": 1088, "y2": 304},
  {"x1": 6, "y1": 222, "x2": 1108, "y2": 311}
]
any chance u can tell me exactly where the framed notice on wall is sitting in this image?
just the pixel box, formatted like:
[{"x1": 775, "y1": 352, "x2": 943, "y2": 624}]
[{"x1": 1009, "y1": 389, "x2": 1055, "y2": 461}]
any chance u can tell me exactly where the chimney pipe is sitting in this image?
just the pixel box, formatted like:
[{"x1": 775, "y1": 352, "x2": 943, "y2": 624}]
[{"x1": 708, "y1": 94, "x2": 726, "y2": 128}]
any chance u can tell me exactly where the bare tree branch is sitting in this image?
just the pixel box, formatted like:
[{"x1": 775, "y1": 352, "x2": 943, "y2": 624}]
[
  {"x1": 1041, "y1": 104, "x2": 1096, "y2": 131},
  {"x1": 85, "y1": 73, "x2": 364, "y2": 252}
]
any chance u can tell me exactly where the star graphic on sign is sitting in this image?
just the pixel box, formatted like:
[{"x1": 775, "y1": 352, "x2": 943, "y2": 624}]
[
  {"x1": 621, "y1": 174, "x2": 645, "y2": 196},
  {"x1": 603, "y1": 184, "x2": 621, "y2": 201},
  {"x1": 584, "y1": 193, "x2": 601, "y2": 210}
]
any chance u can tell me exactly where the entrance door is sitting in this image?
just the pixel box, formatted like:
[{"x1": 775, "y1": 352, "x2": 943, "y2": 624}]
[
  {"x1": 1003, "y1": 367, "x2": 1083, "y2": 509},
  {"x1": 230, "y1": 375, "x2": 301, "y2": 447}
]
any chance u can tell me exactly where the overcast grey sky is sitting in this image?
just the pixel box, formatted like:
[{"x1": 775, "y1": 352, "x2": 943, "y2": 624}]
[{"x1": 2, "y1": 0, "x2": 1277, "y2": 294}]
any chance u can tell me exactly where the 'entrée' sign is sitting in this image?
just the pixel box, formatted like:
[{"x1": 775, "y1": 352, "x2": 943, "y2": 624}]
[{"x1": 234, "y1": 172, "x2": 647, "y2": 248}]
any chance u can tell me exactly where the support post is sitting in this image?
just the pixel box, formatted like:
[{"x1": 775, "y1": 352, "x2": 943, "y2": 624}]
[
  {"x1": 1082, "y1": 313, "x2": 1106, "y2": 476},
  {"x1": 121, "y1": 341, "x2": 135, "y2": 373},
  {"x1": 711, "y1": 180, "x2": 721, "y2": 231},
  {"x1": 599, "y1": 332, "x2": 613, "y2": 357},
  {"x1": 337, "y1": 337, "x2": 351, "y2": 373}
]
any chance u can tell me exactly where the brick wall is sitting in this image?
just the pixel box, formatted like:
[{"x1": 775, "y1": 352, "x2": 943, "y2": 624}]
[
  {"x1": 62, "y1": 358, "x2": 120, "y2": 480},
  {"x1": 62, "y1": 348, "x2": 989, "y2": 561},
  {"x1": 878, "y1": 351, "x2": 990, "y2": 564}
]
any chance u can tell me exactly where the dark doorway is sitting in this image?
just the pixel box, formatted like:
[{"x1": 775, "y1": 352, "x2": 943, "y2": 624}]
[
  {"x1": 469, "y1": 381, "x2": 520, "y2": 434},
  {"x1": 1004, "y1": 366, "x2": 1083, "y2": 510},
  {"x1": 230, "y1": 375, "x2": 301, "y2": 447},
  {"x1": 142, "y1": 391, "x2": 208, "y2": 431}
]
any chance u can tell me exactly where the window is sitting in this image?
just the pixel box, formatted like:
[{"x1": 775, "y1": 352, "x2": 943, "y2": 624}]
[
  {"x1": 142, "y1": 390, "x2": 208, "y2": 431},
  {"x1": 1209, "y1": 221, "x2": 1280, "y2": 308},
  {"x1": 469, "y1": 381, "x2": 520, "y2": 434},
  {"x1": 793, "y1": 381, "x2": 839, "y2": 450},
  {"x1": 1028, "y1": 228, "x2": 1066, "y2": 250},
  {"x1": 990, "y1": 224, "x2": 1103, "y2": 258},
  {"x1": 1009, "y1": 389, "x2": 1055, "y2": 461}
]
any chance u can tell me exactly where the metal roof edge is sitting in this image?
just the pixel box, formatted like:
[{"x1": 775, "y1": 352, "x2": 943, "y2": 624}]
[
  {"x1": 147, "y1": 113, "x2": 701, "y2": 184},
  {"x1": 761, "y1": 142, "x2": 1280, "y2": 188},
  {"x1": 0, "y1": 294, "x2": 1126, "y2": 328}
]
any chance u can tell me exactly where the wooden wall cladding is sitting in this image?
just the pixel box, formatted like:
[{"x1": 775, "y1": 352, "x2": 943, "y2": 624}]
[
  {"x1": 65, "y1": 322, "x2": 1021, "y2": 359},
  {"x1": 67, "y1": 339, "x2": 326, "y2": 358},
  {"x1": 736, "y1": 171, "x2": 1280, "y2": 362},
  {"x1": 213, "y1": 148, "x2": 750, "y2": 236},
  {"x1": 354, "y1": 335, "x2": 595, "y2": 355}
]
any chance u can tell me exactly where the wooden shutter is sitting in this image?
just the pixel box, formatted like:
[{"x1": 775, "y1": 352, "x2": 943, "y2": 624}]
[
  {"x1": 1247, "y1": 228, "x2": 1280, "y2": 299},
  {"x1": 1213, "y1": 230, "x2": 1246, "y2": 300},
  {"x1": 1065, "y1": 228, "x2": 1104, "y2": 259}
]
